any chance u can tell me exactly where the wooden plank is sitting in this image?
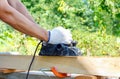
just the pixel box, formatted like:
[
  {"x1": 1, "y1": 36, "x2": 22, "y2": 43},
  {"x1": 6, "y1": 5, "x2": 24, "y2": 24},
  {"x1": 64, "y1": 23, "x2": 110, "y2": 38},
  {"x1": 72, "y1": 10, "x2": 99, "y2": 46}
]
[
  {"x1": 0, "y1": 55, "x2": 120, "y2": 76},
  {"x1": 75, "y1": 75, "x2": 98, "y2": 79},
  {"x1": 0, "y1": 68, "x2": 16, "y2": 73},
  {"x1": 0, "y1": 68, "x2": 24, "y2": 74},
  {"x1": 75, "y1": 75, "x2": 105, "y2": 79}
]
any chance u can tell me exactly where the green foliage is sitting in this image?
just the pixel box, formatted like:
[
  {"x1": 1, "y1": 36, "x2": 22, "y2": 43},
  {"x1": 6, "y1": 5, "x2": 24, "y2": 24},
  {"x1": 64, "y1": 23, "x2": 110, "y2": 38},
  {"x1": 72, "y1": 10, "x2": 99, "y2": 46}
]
[
  {"x1": 0, "y1": 22, "x2": 38, "y2": 55},
  {"x1": 72, "y1": 28, "x2": 120, "y2": 56},
  {"x1": 0, "y1": 0, "x2": 120, "y2": 56},
  {"x1": 22, "y1": 0, "x2": 120, "y2": 35}
]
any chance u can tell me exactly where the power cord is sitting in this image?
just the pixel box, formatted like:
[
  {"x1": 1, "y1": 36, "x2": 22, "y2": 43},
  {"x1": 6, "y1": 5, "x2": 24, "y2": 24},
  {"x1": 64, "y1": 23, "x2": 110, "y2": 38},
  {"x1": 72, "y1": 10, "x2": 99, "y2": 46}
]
[
  {"x1": 25, "y1": 41, "x2": 42, "y2": 79},
  {"x1": 25, "y1": 41, "x2": 59, "y2": 79}
]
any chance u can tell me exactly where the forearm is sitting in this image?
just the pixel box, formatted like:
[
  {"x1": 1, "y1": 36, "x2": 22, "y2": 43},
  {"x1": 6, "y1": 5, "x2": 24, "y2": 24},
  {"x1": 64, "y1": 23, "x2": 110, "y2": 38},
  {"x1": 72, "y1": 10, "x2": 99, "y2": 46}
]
[
  {"x1": 0, "y1": 4, "x2": 48, "y2": 41},
  {"x1": 8, "y1": 0, "x2": 35, "y2": 23}
]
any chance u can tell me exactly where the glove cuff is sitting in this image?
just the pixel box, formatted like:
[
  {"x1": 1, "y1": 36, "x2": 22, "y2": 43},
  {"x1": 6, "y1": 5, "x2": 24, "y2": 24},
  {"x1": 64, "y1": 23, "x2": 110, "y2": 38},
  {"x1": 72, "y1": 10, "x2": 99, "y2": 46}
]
[{"x1": 47, "y1": 31, "x2": 51, "y2": 42}]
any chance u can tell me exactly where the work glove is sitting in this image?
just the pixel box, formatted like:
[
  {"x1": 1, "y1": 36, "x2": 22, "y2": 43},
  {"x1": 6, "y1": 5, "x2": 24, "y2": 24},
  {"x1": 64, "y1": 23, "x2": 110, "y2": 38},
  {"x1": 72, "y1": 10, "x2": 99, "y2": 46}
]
[{"x1": 47, "y1": 26, "x2": 72, "y2": 44}]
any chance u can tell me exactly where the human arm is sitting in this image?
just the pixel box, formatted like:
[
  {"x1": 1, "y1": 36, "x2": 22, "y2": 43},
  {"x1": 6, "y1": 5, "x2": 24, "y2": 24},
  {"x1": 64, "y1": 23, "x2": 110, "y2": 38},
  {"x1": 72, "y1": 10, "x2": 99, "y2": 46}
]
[
  {"x1": 0, "y1": 0, "x2": 73, "y2": 44},
  {"x1": 0, "y1": 0, "x2": 48, "y2": 41},
  {"x1": 7, "y1": 0, "x2": 35, "y2": 23}
]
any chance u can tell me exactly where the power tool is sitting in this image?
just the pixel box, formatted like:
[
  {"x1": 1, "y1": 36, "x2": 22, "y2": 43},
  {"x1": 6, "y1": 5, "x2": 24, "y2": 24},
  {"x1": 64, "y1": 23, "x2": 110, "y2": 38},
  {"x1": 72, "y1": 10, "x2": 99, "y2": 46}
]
[
  {"x1": 26, "y1": 41, "x2": 82, "y2": 79},
  {"x1": 39, "y1": 41, "x2": 82, "y2": 56}
]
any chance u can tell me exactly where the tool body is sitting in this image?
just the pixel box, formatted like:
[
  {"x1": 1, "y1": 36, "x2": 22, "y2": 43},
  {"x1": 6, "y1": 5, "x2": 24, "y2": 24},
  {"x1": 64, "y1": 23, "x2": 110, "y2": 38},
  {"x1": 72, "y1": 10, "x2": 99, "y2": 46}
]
[{"x1": 39, "y1": 41, "x2": 82, "y2": 56}]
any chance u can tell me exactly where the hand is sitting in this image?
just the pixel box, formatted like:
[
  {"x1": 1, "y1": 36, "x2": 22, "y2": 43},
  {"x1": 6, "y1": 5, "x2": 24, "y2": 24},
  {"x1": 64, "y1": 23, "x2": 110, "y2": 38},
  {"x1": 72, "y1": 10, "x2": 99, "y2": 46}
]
[{"x1": 48, "y1": 26, "x2": 73, "y2": 44}]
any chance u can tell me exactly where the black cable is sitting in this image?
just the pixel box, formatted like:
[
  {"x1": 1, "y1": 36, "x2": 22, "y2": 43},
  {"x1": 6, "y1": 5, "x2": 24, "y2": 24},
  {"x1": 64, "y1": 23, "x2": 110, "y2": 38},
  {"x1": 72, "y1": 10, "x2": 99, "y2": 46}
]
[{"x1": 25, "y1": 41, "x2": 42, "y2": 79}]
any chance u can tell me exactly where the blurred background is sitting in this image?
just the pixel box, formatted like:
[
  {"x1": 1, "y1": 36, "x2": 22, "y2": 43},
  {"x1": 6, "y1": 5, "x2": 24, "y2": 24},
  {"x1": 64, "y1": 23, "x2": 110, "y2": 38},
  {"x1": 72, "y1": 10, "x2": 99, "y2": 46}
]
[{"x1": 0, "y1": 0, "x2": 120, "y2": 56}]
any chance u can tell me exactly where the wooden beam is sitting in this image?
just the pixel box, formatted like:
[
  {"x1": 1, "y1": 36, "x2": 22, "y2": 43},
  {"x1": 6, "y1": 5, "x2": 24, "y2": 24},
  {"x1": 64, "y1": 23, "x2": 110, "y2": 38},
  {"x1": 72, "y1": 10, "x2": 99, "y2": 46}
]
[
  {"x1": 0, "y1": 55, "x2": 120, "y2": 77},
  {"x1": 75, "y1": 75, "x2": 102, "y2": 79},
  {"x1": 0, "y1": 68, "x2": 24, "y2": 74}
]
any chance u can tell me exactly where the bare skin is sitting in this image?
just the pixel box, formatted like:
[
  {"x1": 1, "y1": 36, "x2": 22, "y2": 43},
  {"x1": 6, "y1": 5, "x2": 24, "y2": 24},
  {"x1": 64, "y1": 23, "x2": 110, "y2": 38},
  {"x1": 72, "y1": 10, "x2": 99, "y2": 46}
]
[
  {"x1": 7, "y1": 0, "x2": 35, "y2": 22},
  {"x1": 0, "y1": 0, "x2": 48, "y2": 41}
]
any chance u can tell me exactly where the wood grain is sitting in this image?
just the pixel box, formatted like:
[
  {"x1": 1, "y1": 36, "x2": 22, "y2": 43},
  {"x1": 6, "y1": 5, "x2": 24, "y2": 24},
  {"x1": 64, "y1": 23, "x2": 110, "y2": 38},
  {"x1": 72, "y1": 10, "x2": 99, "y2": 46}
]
[{"x1": 0, "y1": 55, "x2": 120, "y2": 76}]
